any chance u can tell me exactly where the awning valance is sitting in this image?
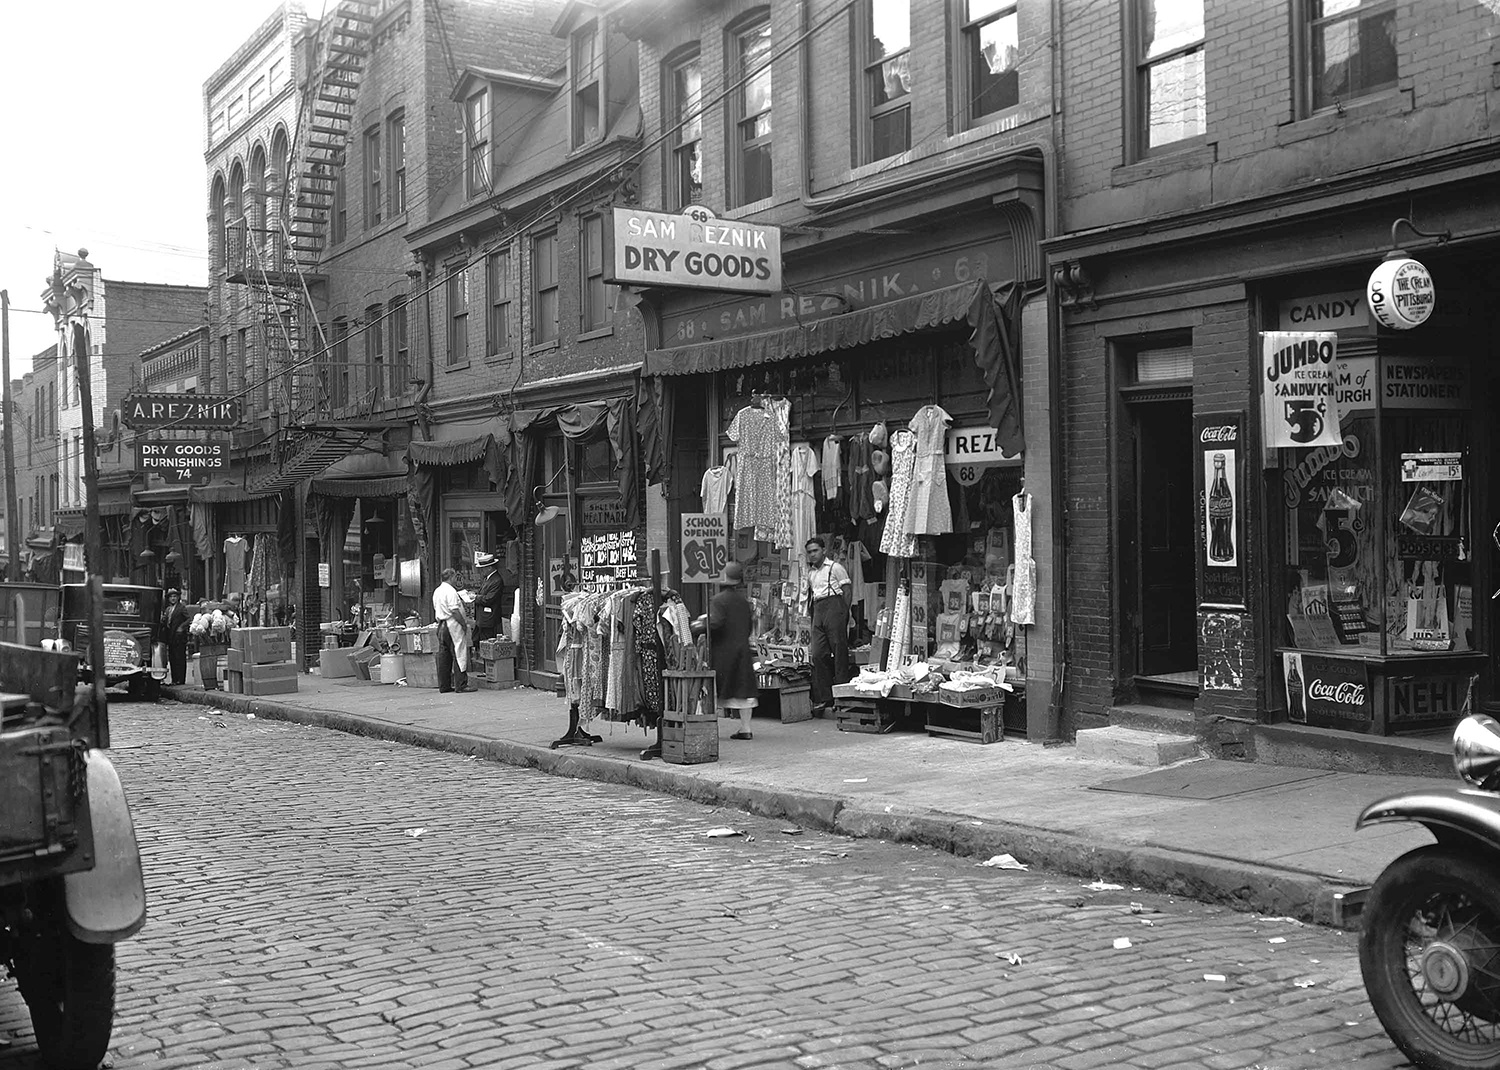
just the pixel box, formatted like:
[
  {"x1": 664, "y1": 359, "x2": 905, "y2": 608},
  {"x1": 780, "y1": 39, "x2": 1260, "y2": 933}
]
[
  {"x1": 408, "y1": 432, "x2": 505, "y2": 468},
  {"x1": 188, "y1": 482, "x2": 278, "y2": 504},
  {"x1": 644, "y1": 279, "x2": 985, "y2": 377},
  {"x1": 309, "y1": 474, "x2": 408, "y2": 499}
]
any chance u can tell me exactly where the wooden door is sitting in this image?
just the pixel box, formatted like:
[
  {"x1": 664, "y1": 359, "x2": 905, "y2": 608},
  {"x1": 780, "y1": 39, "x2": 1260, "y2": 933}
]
[{"x1": 1134, "y1": 399, "x2": 1197, "y2": 677}]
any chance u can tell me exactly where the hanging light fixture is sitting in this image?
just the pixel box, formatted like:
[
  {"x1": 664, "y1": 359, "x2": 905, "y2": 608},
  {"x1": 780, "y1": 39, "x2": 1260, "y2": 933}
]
[
  {"x1": 165, "y1": 548, "x2": 184, "y2": 566},
  {"x1": 138, "y1": 547, "x2": 157, "y2": 561},
  {"x1": 534, "y1": 504, "x2": 562, "y2": 526}
]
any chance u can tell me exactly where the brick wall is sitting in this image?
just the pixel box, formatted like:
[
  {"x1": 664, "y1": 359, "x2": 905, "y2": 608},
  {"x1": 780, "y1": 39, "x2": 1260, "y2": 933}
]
[{"x1": 11, "y1": 350, "x2": 59, "y2": 536}]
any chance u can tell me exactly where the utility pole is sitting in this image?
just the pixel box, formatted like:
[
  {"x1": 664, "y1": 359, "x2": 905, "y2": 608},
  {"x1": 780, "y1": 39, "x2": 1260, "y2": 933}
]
[
  {"x1": 1, "y1": 290, "x2": 18, "y2": 582},
  {"x1": 46, "y1": 255, "x2": 107, "y2": 728}
]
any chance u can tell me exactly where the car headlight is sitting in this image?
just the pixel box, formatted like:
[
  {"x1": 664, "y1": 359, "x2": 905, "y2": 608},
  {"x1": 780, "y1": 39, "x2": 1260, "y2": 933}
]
[{"x1": 1453, "y1": 714, "x2": 1500, "y2": 789}]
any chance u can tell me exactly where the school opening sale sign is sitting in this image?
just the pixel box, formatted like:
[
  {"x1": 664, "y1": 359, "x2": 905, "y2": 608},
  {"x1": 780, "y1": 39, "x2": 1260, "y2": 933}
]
[
  {"x1": 608, "y1": 206, "x2": 782, "y2": 295},
  {"x1": 1260, "y1": 330, "x2": 1342, "y2": 449}
]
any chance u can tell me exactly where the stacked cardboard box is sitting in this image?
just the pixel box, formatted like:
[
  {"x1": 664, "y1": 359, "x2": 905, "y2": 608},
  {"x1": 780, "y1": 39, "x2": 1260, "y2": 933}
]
[{"x1": 228, "y1": 627, "x2": 298, "y2": 696}]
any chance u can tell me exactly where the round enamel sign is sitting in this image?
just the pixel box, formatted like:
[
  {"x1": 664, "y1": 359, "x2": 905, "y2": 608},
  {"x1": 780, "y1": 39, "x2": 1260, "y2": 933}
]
[{"x1": 1367, "y1": 256, "x2": 1435, "y2": 330}]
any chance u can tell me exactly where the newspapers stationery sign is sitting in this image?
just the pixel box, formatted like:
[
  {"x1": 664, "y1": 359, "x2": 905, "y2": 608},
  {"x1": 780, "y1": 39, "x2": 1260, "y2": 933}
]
[{"x1": 1260, "y1": 331, "x2": 1341, "y2": 448}]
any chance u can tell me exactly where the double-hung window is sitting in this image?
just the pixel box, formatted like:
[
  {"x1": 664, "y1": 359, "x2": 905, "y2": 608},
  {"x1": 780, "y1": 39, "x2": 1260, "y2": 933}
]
[
  {"x1": 465, "y1": 89, "x2": 491, "y2": 197},
  {"x1": 581, "y1": 215, "x2": 610, "y2": 333},
  {"x1": 364, "y1": 125, "x2": 382, "y2": 229},
  {"x1": 331, "y1": 320, "x2": 349, "y2": 408},
  {"x1": 389, "y1": 297, "x2": 409, "y2": 394},
  {"x1": 331, "y1": 170, "x2": 347, "y2": 244},
  {"x1": 387, "y1": 109, "x2": 407, "y2": 216},
  {"x1": 1298, "y1": 0, "x2": 1397, "y2": 115},
  {"x1": 447, "y1": 266, "x2": 469, "y2": 366},
  {"x1": 667, "y1": 51, "x2": 703, "y2": 210},
  {"x1": 532, "y1": 231, "x2": 559, "y2": 346},
  {"x1": 365, "y1": 304, "x2": 384, "y2": 403},
  {"x1": 572, "y1": 21, "x2": 602, "y2": 148},
  {"x1": 733, "y1": 16, "x2": 773, "y2": 206},
  {"x1": 1131, "y1": 0, "x2": 1206, "y2": 157},
  {"x1": 486, "y1": 250, "x2": 512, "y2": 356},
  {"x1": 959, "y1": 0, "x2": 1019, "y2": 125},
  {"x1": 862, "y1": 0, "x2": 911, "y2": 162}
]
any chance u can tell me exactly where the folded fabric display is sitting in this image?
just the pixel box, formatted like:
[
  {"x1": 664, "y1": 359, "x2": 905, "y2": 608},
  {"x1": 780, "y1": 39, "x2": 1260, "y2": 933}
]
[
  {"x1": 940, "y1": 667, "x2": 1014, "y2": 693},
  {"x1": 851, "y1": 662, "x2": 930, "y2": 697}
]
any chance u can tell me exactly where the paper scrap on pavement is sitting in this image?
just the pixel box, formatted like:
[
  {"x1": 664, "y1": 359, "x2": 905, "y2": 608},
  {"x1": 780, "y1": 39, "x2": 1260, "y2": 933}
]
[
  {"x1": 1294, "y1": 979, "x2": 1317, "y2": 988},
  {"x1": 978, "y1": 854, "x2": 1029, "y2": 870},
  {"x1": 1256, "y1": 915, "x2": 1305, "y2": 926},
  {"x1": 1268, "y1": 937, "x2": 1286, "y2": 944},
  {"x1": 1088, "y1": 880, "x2": 1125, "y2": 891},
  {"x1": 1004, "y1": 952, "x2": 1023, "y2": 966},
  {"x1": 405, "y1": 828, "x2": 426, "y2": 838},
  {"x1": 780, "y1": 828, "x2": 803, "y2": 835},
  {"x1": 1203, "y1": 973, "x2": 1227, "y2": 982},
  {"x1": 1112, "y1": 937, "x2": 1133, "y2": 949},
  {"x1": 704, "y1": 827, "x2": 744, "y2": 838},
  {"x1": 843, "y1": 778, "x2": 869, "y2": 783}
]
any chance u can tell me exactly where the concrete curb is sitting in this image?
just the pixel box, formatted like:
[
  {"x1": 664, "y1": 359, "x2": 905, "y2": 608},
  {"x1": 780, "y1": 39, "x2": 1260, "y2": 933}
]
[{"x1": 166, "y1": 686, "x2": 1360, "y2": 926}]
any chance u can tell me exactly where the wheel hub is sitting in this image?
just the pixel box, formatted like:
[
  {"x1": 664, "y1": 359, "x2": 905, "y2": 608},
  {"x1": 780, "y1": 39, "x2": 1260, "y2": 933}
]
[{"x1": 1421, "y1": 940, "x2": 1472, "y2": 1000}]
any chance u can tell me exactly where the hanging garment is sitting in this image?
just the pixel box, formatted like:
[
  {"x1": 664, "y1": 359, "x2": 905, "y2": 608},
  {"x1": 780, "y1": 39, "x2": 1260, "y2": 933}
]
[
  {"x1": 728, "y1": 405, "x2": 778, "y2": 540},
  {"x1": 789, "y1": 443, "x2": 820, "y2": 604},
  {"x1": 821, "y1": 435, "x2": 842, "y2": 501},
  {"x1": 1011, "y1": 492, "x2": 1036, "y2": 626},
  {"x1": 634, "y1": 594, "x2": 664, "y2": 716},
  {"x1": 222, "y1": 535, "x2": 249, "y2": 596},
  {"x1": 906, "y1": 405, "x2": 954, "y2": 536},
  {"x1": 768, "y1": 397, "x2": 794, "y2": 551},
  {"x1": 700, "y1": 465, "x2": 733, "y2": 515},
  {"x1": 885, "y1": 583, "x2": 912, "y2": 670},
  {"x1": 879, "y1": 430, "x2": 918, "y2": 559},
  {"x1": 846, "y1": 433, "x2": 876, "y2": 523}
]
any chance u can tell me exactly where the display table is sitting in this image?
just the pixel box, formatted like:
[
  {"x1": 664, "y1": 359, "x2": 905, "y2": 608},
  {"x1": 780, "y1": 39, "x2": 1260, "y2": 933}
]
[{"x1": 829, "y1": 684, "x2": 1024, "y2": 744}]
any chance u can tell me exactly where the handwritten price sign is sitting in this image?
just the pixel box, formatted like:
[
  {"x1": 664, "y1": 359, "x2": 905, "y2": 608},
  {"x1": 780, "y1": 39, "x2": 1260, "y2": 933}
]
[{"x1": 680, "y1": 513, "x2": 729, "y2": 583}]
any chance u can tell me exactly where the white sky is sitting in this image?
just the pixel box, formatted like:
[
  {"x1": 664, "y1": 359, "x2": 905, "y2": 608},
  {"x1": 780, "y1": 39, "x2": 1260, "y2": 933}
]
[{"x1": 0, "y1": 1, "x2": 283, "y2": 374}]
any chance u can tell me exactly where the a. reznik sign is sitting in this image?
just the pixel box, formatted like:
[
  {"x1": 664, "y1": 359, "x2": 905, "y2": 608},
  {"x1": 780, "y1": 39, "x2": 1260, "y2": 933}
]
[
  {"x1": 607, "y1": 206, "x2": 782, "y2": 294},
  {"x1": 121, "y1": 392, "x2": 242, "y2": 430}
]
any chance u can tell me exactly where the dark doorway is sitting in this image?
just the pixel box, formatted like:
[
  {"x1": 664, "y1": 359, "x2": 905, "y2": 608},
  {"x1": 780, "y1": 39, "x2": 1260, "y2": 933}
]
[{"x1": 1130, "y1": 397, "x2": 1197, "y2": 683}]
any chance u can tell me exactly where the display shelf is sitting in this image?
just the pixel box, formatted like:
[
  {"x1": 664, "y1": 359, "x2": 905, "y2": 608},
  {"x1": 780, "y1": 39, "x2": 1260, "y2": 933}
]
[{"x1": 924, "y1": 704, "x2": 1003, "y2": 744}]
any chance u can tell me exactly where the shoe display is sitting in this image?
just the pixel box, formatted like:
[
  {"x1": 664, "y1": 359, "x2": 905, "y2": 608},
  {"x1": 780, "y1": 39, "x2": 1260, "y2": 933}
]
[{"x1": 730, "y1": 731, "x2": 753, "y2": 740}]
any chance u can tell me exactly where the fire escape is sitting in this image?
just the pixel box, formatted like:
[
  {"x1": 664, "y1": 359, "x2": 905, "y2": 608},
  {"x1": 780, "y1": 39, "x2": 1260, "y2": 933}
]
[{"x1": 228, "y1": 0, "x2": 388, "y2": 496}]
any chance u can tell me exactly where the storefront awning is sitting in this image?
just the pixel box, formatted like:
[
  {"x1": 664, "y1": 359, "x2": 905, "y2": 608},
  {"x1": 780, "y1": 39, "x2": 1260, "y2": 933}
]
[
  {"x1": 308, "y1": 474, "x2": 408, "y2": 499},
  {"x1": 53, "y1": 513, "x2": 85, "y2": 538},
  {"x1": 408, "y1": 432, "x2": 506, "y2": 468},
  {"x1": 189, "y1": 481, "x2": 280, "y2": 504},
  {"x1": 644, "y1": 278, "x2": 986, "y2": 377}
]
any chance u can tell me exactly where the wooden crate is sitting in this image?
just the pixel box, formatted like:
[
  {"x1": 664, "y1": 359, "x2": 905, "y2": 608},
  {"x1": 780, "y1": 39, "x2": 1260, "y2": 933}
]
[
  {"x1": 924, "y1": 703, "x2": 1003, "y2": 744},
  {"x1": 403, "y1": 652, "x2": 439, "y2": 688},
  {"x1": 665, "y1": 669, "x2": 717, "y2": 719},
  {"x1": 662, "y1": 712, "x2": 719, "y2": 764},
  {"x1": 757, "y1": 682, "x2": 813, "y2": 723},
  {"x1": 936, "y1": 685, "x2": 1007, "y2": 707},
  {"x1": 835, "y1": 698, "x2": 901, "y2": 734}
]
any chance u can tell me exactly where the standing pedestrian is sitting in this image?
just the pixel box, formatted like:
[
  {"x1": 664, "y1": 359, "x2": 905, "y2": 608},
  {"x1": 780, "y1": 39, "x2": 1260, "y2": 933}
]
[
  {"x1": 696, "y1": 560, "x2": 757, "y2": 740},
  {"x1": 162, "y1": 588, "x2": 191, "y2": 685},
  {"x1": 805, "y1": 536, "x2": 851, "y2": 712},
  {"x1": 433, "y1": 567, "x2": 474, "y2": 693},
  {"x1": 472, "y1": 550, "x2": 508, "y2": 643}
]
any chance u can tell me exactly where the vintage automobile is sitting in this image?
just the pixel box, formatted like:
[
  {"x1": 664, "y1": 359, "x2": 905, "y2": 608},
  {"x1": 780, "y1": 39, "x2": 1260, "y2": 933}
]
[
  {"x1": 0, "y1": 620, "x2": 146, "y2": 1068},
  {"x1": 0, "y1": 582, "x2": 63, "y2": 650},
  {"x1": 60, "y1": 584, "x2": 166, "y2": 701}
]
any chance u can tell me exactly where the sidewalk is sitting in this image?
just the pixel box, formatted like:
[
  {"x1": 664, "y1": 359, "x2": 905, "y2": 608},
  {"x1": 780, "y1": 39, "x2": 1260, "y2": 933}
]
[{"x1": 162, "y1": 673, "x2": 1450, "y2": 926}]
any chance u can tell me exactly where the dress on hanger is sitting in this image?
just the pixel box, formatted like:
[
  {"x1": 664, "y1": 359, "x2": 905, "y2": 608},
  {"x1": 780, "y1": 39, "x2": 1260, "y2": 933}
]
[
  {"x1": 700, "y1": 465, "x2": 732, "y2": 515},
  {"x1": 789, "y1": 442, "x2": 820, "y2": 610},
  {"x1": 727, "y1": 404, "x2": 778, "y2": 541},
  {"x1": 879, "y1": 430, "x2": 918, "y2": 559},
  {"x1": 768, "y1": 397, "x2": 793, "y2": 550},
  {"x1": 905, "y1": 405, "x2": 954, "y2": 536},
  {"x1": 222, "y1": 535, "x2": 249, "y2": 596},
  {"x1": 821, "y1": 435, "x2": 842, "y2": 501},
  {"x1": 845, "y1": 433, "x2": 875, "y2": 523},
  {"x1": 1011, "y1": 492, "x2": 1036, "y2": 626}
]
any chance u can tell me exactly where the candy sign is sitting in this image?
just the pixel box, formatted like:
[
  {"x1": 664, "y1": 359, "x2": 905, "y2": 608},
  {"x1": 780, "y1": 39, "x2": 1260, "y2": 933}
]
[{"x1": 1260, "y1": 331, "x2": 1342, "y2": 448}]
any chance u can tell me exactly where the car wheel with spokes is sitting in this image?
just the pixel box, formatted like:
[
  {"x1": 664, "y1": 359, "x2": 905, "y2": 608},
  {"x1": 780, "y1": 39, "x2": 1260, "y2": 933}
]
[{"x1": 1360, "y1": 844, "x2": 1500, "y2": 1070}]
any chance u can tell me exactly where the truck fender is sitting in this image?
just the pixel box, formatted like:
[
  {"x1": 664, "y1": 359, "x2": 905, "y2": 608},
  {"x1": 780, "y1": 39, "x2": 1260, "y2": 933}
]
[
  {"x1": 1357, "y1": 787, "x2": 1500, "y2": 853},
  {"x1": 63, "y1": 751, "x2": 147, "y2": 944}
]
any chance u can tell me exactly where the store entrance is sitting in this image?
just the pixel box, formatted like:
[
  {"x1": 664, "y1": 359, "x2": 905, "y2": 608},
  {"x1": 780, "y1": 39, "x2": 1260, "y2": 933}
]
[{"x1": 1128, "y1": 396, "x2": 1197, "y2": 687}]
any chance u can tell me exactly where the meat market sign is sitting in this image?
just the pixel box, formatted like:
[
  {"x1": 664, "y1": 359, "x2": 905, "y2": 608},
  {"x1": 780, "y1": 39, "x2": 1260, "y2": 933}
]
[
  {"x1": 608, "y1": 206, "x2": 781, "y2": 294},
  {"x1": 121, "y1": 392, "x2": 242, "y2": 430}
]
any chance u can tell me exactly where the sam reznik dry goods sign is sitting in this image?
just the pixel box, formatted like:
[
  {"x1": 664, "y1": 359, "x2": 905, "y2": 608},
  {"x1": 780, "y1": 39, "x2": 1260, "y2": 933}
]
[
  {"x1": 1260, "y1": 331, "x2": 1341, "y2": 448},
  {"x1": 608, "y1": 206, "x2": 781, "y2": 294}
]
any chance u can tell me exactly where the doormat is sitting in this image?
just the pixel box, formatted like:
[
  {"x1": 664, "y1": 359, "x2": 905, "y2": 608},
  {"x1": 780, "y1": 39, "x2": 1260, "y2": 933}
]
[{"x1": 1090, "y1": 759, "x2": 1332, "y2": 800}]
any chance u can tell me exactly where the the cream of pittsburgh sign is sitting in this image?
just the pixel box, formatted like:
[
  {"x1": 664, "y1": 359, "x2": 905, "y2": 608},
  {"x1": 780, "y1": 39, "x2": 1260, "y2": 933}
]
[{"x1": 1260, "y1": 331, "x2": 1342, "y2": 449}]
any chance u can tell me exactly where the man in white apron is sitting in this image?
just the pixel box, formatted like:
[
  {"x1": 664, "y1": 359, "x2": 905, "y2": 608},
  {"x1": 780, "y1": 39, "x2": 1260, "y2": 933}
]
[{"x1": 432, "y1": 568, "x2": 474, "y2": 693}]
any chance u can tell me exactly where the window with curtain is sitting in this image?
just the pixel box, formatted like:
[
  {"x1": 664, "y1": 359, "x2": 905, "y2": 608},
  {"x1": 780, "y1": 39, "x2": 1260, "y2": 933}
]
[
  {"x1": 667, "y1": 50, "x2": 703, "y2": 209},
  {"x1": 732, "y1": 16, "x2": 773, "y2": 206},
  {"x1": 1299, "y1": 0, "x2": 1396, "y2": 115},
  {"x1": 447, "y1": 266, "x2": 469, "y2": 366},
  {"x1": 960, "y1": 0, "x2": 1019, "y2": 125},
  {"x1": 862, "y1": 0, "x2": 911, "y2": 162},
  {"x1": 1131, "y1": 0, "x2": 1206, "y2": 156}
]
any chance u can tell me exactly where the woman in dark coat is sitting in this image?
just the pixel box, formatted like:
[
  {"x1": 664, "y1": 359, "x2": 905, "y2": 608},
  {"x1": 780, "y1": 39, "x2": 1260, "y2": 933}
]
[{"x1": 699, "y1": 560, "x2": 758, "y2": 740}]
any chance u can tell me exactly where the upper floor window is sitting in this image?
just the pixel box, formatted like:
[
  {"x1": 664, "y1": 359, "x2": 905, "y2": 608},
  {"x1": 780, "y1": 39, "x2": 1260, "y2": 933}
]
[
  {"x1": 269, "y1": 57, "x2": 285, "y2": 92},
  {"x1": 532, "y1": 231, "x2": 559, "y2": 346},
  {"x1": 581, "y1": 214, "x2": 610, "y2": 333},
  {"x1": 572, "y1": 21, "x2": 603, "y2": 148},
  {"x1": 960, "y1": 0, "x2": 1019, "y2": 125},
  {"x1": 365, "y1": 304, "x2": 384, "y2": 403},
  {"x1": 389, "y1": 297, "x2": 409, "y2": 394},
  {"x1": 861, "y1": 0, "x2": 911, "y2": 162},
  {"x1": 364, "y1": 124, "x2": 382, "y2": 229},
  {"x1": 1298, "y1": 0, "x2": 1396, "y2": 115},
  {"x1": 331, "y1": 320, "x2": 350, "y2": 407},
  {"x1": 486, "y1": 249, "x2": 512, "y2": 356},
  {"x1": 227, "y1": 95, "x2": 244, "y2": 131},
  {"x1": 249, "y1": 76, "x2": 266, "y2": 111},
  {"x1": 667, "y1": 51, "x2": 703, "y2": 210},
  {"x1": 1130, "y1": 0, "x2": 1205, "y2": 157},
  {"x1": 466, "y1": 89, "x2": 491, "y2": 197},
  {"x1": 331, "y1": 170, "x2": 348, "y2": 244},
  {"x1": 447, "y1": 266, "x2": 470, "y2": 366},
  {"x1": 387, "y1": 109, "x2": 407, "y2": 216},
  {"x1": 210, "y1": 111, "x2": 226, "y2": 144},
  {"x1": 732, "y1": 16, "x2": 774, "y2": 206}
]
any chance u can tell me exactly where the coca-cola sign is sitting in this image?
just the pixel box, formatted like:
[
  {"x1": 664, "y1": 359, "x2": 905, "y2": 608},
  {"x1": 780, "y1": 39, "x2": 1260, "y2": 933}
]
[
  {"x1": 1298, "y1": 654, "x2": 1372, "y2": 729},
  {"x1": 1200, "y1": 425, "x2": 1237, "y2": 445},
  {"x1": 1196, "y1": 412, "x2": 1246, "y2": 606}
]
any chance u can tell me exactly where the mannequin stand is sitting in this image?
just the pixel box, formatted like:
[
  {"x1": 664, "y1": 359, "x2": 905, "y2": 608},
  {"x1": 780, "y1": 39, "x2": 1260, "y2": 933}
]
[{"x1": 550, "y1": 702, "x2": 602, "y2": 749}]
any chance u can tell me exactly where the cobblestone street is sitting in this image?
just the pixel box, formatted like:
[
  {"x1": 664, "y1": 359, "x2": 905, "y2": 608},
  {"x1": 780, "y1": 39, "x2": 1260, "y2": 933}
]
[{"x1": 0, "y1": 704, "x2": 1413, "y2": 1070}]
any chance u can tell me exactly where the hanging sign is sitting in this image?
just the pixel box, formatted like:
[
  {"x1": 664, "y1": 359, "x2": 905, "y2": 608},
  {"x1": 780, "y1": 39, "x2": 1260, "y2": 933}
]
[
  {"x1": 62, "y1": 543, "x2": 86, "y2": 573},
  {"x1": 945, "y1": 426, "x2": 1021, "y2": 485},
  {"x1": 608, "y1": 206, "x2": 782, "y2": 294},
  {"x1": 1278, "y1": 291, "x2": 1368, "y2": 331},
  {"x1": 317, "y1": 562, "x2": 330, "y2": 588},
  {"x1": 1196, "y1": 413, "x2": 1245, "y2": 606},
  {"x1": 680, "y1": 513, "x2": 729, "y2": 583},
  {"x1": 579, "y1": 530, "x2": 640, "y2": 592},
  {"x1": 139, "y1": 439, "x2": 226, "y2": 482},
  {"x1": 121, "y1": 393, "x2": 242, "y2": 430},
  {"x1": 1367, "y1": 256, "x2": 1435, "y2": 330},
  {"x1": 1294, "y1": 654, "x2": 1372, "y2": 729},
  {"x1": 1260, "y1": 331, "x2": 1341, "y2": 448}
]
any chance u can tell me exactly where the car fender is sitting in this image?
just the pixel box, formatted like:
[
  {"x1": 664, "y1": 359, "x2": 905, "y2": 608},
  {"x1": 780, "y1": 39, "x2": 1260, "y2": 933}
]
[
  {"x1": 1358, "y1": 787, "x2": 1500, "y2": 854},
  {"x1": 63, "y1": 751, "x2": 147, "y2": 944}
]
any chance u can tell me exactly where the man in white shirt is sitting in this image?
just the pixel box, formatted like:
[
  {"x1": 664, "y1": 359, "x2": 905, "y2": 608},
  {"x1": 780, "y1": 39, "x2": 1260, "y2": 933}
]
[
  {"x1": 432, "y1": 568, "x2": 474, "y2": 693},
  {"x1": 805, "y1": 536, "x2": 852, "y2": 711}
]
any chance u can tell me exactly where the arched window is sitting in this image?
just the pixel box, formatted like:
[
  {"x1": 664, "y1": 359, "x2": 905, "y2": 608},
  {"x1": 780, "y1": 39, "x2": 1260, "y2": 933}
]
[
  {"x1": 249, "y1": 144, "x2": 267, "y2": 257},
  {"x1": 210, "y1": 173, "x2": 226, "y2": 271},
  {"x1": 270, "y1": 127, "x2": 289, "y2": 259},
  {"x1": 228, "y1": 161, "x2": 246, "y2": 272}
]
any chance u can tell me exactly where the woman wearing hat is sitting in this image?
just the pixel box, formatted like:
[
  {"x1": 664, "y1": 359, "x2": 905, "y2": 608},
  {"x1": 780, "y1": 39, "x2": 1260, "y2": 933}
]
[{"x1": 695, "y1": 560, "x2": 757, "y2": 740}]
